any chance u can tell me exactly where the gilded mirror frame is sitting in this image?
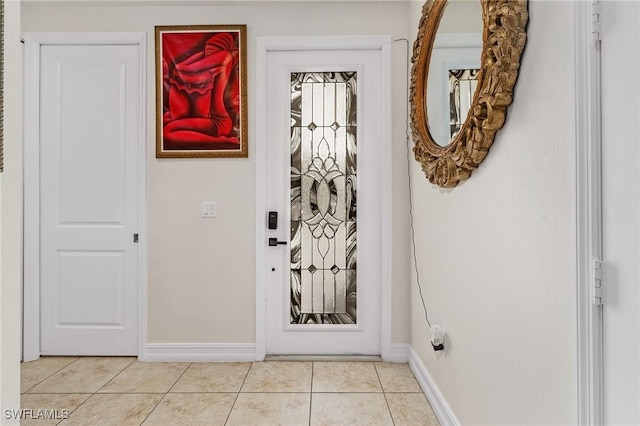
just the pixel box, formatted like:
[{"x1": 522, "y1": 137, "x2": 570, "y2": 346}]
[{"x1": 410, "y1": 0, "x2": 528, "y2": 188}]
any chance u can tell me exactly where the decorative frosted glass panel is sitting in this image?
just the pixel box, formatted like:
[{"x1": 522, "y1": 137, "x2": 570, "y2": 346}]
[
  {"x1": 448, "y1": 68, "x2": 479, "y2": 139},
  {"x1": 290, "y1": 72, "x2": 357, "y2": 325}
]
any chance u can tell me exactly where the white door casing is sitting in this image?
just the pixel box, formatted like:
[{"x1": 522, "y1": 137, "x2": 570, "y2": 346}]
[
  {"x1": 23, "y1": 33, "x2": 147, "y2": 359},
  {"x1": 576, "y1": 1, "x2": 640, "y2": 423},
  {"x1": 255, "y1": 36, "x2": 392, "y2": 358},
  {"x1": 575, "y1": 2, "x2": 605, "y2": 423}
]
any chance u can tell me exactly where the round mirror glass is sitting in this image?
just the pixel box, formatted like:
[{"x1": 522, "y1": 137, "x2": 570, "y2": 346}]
[{"x1": 425, "y1": 0, "x2": 483, "y2": 147}]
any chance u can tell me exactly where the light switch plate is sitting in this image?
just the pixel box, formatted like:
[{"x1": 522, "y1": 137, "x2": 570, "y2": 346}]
[{"x1": 201, "y1": 202, "x2": 217, "y2": 218}]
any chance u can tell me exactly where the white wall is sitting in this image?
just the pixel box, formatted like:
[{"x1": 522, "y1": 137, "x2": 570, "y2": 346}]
[
  {"x1": 20, "y1": 1, "x2": 411, "y2": 346},
  {"x1": 0, "y1": 1, "x2": 23, "y2": 424},
  {"x1": 601, "y1": 1, "x2": 640, "y2": 424},
  {"x1": 408, "y1": 1, "x2": 577, "y2": 424}
]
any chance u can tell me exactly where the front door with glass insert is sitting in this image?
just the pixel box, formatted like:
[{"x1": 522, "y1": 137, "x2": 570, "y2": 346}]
[{"x1": 265, "y1": 49, "x2": 384, "y2": 355}]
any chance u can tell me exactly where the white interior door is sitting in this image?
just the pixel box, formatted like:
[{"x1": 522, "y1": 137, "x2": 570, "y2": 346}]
[
  {"x1": 265, "y1": 48, "x2": 384, "y2": 355},
  {"x1": 38, "y1": 40, "x2": 142, "y2": 355}
]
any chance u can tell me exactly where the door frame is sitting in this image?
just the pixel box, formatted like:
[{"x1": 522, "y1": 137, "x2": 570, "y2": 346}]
[
  {"x1": 575, "y1": 2, "x2": 604, "y2": 424},
  {"x1": 23, "y1": 32, "x2": 148, "y2": 361},
  {"x1": 255, "y1": 35, "x2": 392, "y2": 361}
]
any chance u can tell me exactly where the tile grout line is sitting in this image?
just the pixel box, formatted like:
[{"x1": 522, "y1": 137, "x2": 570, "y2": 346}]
[
  {"x1": 224, "y1": 361, "x2": 253, "y2": 425},
  {"x1": 69, "y1": 358, "x2": 137, "y2": 424},
  {"x1": 52, "y1": 393, "x2": 94, "y2": 426},
  {"x1": 138, "y1": 362, "x2": 192, "y2": 426},
  {"x1": 28, "y1": 358, "x2": 134, "y2": 424},
  {"x1": 165, "y1": 362, "x2": 193, "y2": 394},
  {"x1": 96, "y1": 357, "x2": 137, "y2": 393},
  {"x1": 44, "y1": 375, "x2": 88, "y2": 426},
  {"x1": 308, "y1": 362, "x2": 314, "y2": 426},
  {"x1": 374, "y1": 362, "x2": 396, "y2": 426},
  {"x1": 306, "y1": 391, "x2": 386, "y2": 394},
  {"x1": 138, "y1": 393, "x2": 168, "y2": 425},
  {"x1": 22, "y1": 357, "x2": 81, "y2": 394}
]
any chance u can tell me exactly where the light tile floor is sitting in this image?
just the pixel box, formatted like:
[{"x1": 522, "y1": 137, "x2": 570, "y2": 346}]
[{"x1": 21, "y1": 357, "x2": 440, "y2": 426}]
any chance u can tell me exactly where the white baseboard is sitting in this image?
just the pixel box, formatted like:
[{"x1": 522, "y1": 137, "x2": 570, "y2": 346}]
[
  {"x1": 408, "y1": 346, "x2": 459, "y2": 426},
  {"x1": 141, "y1": 343, "x2": 256, "y2": 362},
  {"x1": 386, "y1": 343, "x2": 410, "y2": 362}
]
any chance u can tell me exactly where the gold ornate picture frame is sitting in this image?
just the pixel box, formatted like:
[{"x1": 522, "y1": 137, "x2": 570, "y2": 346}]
[{"x1": 155, "y1": 24, "x2": 248, "y2": 158}]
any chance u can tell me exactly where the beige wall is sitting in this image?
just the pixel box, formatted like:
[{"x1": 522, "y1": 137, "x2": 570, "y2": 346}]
[
  {"x1": 21, "y1": 1, "x2": 412, "y2": 345},
  {"x1": 408, "y1": 1, "x2": 577, "y2": 424},
  {"x1": 1, "y1": 1, "x2": 23, "y2": 423},
  {"x1": 438, "y1": 0, "x2": 482, "y2": 34}
]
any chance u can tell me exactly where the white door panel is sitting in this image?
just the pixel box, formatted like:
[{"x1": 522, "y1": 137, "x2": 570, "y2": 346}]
[
  {"x1": 56, "y1": 252, "x2": 125, "y2": 325},
  {"x1": 265, "y1": 49, "x2": 384, "y2": 355},
  {"x1": 39, "y1": 43, "x2": 141, "y2": 355}
]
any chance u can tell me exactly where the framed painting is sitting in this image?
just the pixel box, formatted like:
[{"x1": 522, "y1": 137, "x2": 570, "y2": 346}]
[{"x1": 155, "y1": 25, "x2": 248, "y2": 158}]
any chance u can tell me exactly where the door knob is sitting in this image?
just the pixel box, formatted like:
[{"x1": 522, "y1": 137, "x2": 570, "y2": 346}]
[{"x1": 268, "y1": 238, "x2": 287, "y2": 246}]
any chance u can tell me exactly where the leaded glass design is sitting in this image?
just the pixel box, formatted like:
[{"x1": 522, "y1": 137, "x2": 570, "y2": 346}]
[
  {"x1": 290, "y1": 72, "x2": 357, "y2": 325},
  {"x1": 448, "y1": 68, "x2": 479, "y2": 139}
]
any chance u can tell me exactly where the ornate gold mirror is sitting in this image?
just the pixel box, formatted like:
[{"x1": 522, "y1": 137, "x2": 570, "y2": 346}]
[{"x1": 410, "y1": 0, "x2": 528, "y2": 188}]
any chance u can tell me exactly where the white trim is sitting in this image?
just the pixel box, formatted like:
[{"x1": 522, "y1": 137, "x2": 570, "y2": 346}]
[
  {"x1": 22, "y1": 32, "x2": 148, "y2": 361},
  {"x1": 386, "y1": 344, "x2": 410, "y2": 363},
  {"x1": 137, "y1": 34, "x2": 149, "y2": 362},
  {"x1": 23, "y1": 34, "x2": 42, "y2": 362},
  {"x1": 22, "y1": 32, "x2": 146, "y2": 46},
  {"x1": 254, "y1": 36, "x2": 268, "y2": 362},
  {"x1": 408, "y1": 347, "x2": 459, "y2": 426},
  {"x1": 143, "y1": 343, "x2": 257, "y2": 362},
  {"x1": 22, "y1": 0, "x2": 285, "y2": 5},
  {"x1": 257, "y1": 35, "x2": 391, "y2": 53},
  {"x1": 255, "y1": 35, "x2": 392, "y2": 360},
  {"x1": 574, "y1": 2, "x2": 604, "y2": 425},
  {"x1": 379, "y1": 40, "x2": 393, "y2": 361},
  {"x1": 574, "y1": 1, "x2": 590, "y2": 421}
]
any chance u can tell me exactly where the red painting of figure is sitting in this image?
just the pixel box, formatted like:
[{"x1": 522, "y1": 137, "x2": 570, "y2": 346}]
[{"x1": 156, "y1": 26, "x2": 247, "y2": 157}]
